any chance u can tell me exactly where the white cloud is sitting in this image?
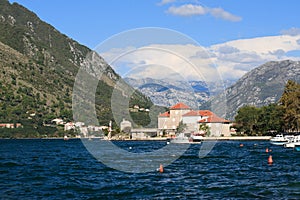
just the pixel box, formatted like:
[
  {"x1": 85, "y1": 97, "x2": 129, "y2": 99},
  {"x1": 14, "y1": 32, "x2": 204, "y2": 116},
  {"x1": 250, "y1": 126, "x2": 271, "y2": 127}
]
[
  {"x1": 217, "y1": 45, "x2": 240, "y2": 54},
  {"x1": 281, "y1": 27, "x2": 300, "y2": 36},
  {"x1": 167, "y1": 4, "x2": 207, "y2": 16},
  {"x1": 209, "y1": 7, "x2": 242, "y2": 22},
  {"x1": 101, "y1": 44, "x2": 218, "y2": 82},
  {"x1": 157, "y1": 0, "x2": 176, "y2": 6},
  {"x1": 99, "y1": 34, "x2": 300, "y2": 82},
  {"x1": 166, "y1": 4, "x2": 242, "y2": 22},
  {"x1": 211, "y1": 35, "x2": 300, "y2": 54}
]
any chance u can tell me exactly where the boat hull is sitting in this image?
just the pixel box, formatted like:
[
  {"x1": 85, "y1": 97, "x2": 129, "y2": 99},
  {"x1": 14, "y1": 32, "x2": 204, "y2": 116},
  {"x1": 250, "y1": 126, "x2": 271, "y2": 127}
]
[
  {"x1": 284, "y1": 135, "x2": 300, "y2": 148},
  {"x1": 284, "y1": 142, "x2": 300, "y2": 148},
  {"x1": 190, "y1": 135, "x2": 203, "y2": 143},
  {"x1": 170, "y1": 137, "x2": 190, "y2": 144},
  {"x1": 270, "y1": 134, "x2": 294, "y2": 146},
  {"x1": 270, "y1": 141, "x2": 287, "y2": 146}
]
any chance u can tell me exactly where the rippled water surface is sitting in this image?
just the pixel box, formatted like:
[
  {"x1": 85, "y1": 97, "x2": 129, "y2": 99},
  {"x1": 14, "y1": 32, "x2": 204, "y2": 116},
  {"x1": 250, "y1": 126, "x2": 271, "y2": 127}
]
[{"x1": 0, "y1": 139, "x2": 299, "y2": 199}]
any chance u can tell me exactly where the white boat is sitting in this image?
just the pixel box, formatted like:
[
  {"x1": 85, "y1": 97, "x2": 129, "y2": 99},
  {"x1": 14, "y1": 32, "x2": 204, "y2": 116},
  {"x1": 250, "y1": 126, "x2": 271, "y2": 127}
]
[
  {"x1": 284, "y1": 135, "x2": 295, "y2": 143},
  {"x1": 169, "y1": 133, "x2": 190, "y2": 144},
  {"x1": 169, "y1": 133, "x2": 202, "y2": 144},
  {"x1": 190, "y1": 133, "x2": 203, "y2": 142},
  {"x1": 284, "y1": 135, "x2": 300, "y2": 148},
  {"x1": 270, "y1": 134, "x2": 290, "y2": 145}
]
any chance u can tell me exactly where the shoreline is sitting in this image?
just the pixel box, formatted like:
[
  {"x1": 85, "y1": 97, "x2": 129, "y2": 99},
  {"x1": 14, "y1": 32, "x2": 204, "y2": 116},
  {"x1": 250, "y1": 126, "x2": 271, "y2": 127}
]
[{"x1": 0, "y1": 136, "x2": 272, "y2": 141}]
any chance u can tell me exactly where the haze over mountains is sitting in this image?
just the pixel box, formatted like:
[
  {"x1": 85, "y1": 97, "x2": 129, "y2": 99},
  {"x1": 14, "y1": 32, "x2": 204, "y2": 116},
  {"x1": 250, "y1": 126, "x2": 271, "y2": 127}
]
[
  {"x1": 124, "y1": 77, "x2": 235, "y2": 109},
  {"x1": 125, "y1": 60, "x2": 300, "y2": 120}
]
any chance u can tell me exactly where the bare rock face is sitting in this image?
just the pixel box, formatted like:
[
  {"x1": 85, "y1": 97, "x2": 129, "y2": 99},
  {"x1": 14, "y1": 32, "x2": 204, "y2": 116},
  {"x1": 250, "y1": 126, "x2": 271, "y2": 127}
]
[
  {"x1": 211, "y1": 60, "x2": 300, "y2": 119},
  {"x1": 124, "y1": 77, "x2": 211, "y2": 109}
]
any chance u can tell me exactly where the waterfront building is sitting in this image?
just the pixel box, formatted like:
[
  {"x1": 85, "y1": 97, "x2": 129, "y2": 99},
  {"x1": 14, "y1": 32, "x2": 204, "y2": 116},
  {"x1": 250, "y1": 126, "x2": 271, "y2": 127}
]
[
  {"x1": 120, "y1": 119, "x2": 132, "y2": 133},
  {"x1": 158, "y1": 102, "x2": 192, "y2": 136},
  {"x1": 158, "y1": 102, "x2": 232, "y2": 137}
]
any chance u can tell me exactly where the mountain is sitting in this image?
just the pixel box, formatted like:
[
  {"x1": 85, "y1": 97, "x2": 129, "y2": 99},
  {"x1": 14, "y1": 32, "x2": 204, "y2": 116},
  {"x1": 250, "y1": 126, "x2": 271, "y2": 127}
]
[
  {"x1": 124, "y1": 77, "x2": 235, "y2": 109},
  {"x1": 0, "y1": 0, "x2": 153, "y2": 131},
  {"x1": 124, "y1": 77, "x2": 210, "y2": 109},
  {"x1": 206, "y1": 60, "x2": 300, "y2": 120}
]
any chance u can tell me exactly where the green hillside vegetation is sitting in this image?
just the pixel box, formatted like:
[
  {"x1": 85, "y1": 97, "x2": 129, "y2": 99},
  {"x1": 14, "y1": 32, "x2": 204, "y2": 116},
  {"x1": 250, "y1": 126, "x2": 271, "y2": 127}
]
[
  {"x1": 0, "y1": 0, "x2": 156, "y2": 138},
  {"x1": 234, "y1": 80, "x2": 300, "y2": 136}
]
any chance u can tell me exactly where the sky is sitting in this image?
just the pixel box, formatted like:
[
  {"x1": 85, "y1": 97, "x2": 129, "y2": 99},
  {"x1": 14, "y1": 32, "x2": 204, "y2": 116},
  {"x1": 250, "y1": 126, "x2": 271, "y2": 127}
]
[{"x1": 9, "y1": 0, "x2": 300, "y2": 82}]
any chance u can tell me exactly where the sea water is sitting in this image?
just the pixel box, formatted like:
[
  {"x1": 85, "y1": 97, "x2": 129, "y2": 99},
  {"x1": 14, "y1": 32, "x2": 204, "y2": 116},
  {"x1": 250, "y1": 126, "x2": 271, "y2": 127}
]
[{"x1": 0, "y1": 139, "x2": 299, "y2": 199}]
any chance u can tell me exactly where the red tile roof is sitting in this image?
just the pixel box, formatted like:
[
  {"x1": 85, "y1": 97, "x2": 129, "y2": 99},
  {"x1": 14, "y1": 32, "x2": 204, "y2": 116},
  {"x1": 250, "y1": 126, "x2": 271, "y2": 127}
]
[
  {"x1": 198, "y1": 110, "x2": 214, "y2": 116},
  {"x1": 183, "y1": 110, "x2": 214, "y2": 117},
  {"x1": 159, "y1": 111, "x2": 170, "y2": 117},
  {"x1": 170, "y1": 102, "x2": 190, "y2": 110},
  {"x1": 198, "y1": 114, "x2": 230, "y2": 123},
  {"x1": 182, "y1": 110, "x2": 199, "y2": 116}
]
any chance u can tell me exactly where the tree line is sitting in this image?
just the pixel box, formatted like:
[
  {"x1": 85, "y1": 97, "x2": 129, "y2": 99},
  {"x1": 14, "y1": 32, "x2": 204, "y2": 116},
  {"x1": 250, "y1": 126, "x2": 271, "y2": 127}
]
[{"x1": 234, "y1": 80, "x2": 300, "y2": 136}]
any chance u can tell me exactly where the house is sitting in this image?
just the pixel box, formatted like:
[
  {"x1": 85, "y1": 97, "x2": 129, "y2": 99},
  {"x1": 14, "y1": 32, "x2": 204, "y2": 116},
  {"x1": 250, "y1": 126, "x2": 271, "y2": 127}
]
[
  {"x1": 0, "y1": 123, "x2": 22, "y2": 128},
  {"x1": 198, "y1": 113, "x2": 231, "y2": 137},
  {"x1": 158, "y1": 102, "x2": 232, "y2": 137},
  {"x1": 131, "y1": 128, "x2": 158, "y2": 139},
  {"x1": 75, "y1": 122, "x2": 85, "y2": 127},
  {"x1": 158, "y1": 102, "x2": 192, "y2": 136},
  {"x1": 64, "y1": 122, "x2": 75, "y2": 131},
  {"x1": 51, "y1": 118, "x2": 64, "y2": 125},
  {"x1": 120, "y1": 119, "x2": 132, "y2": 133},
  {"x1": 182, "y1": 110, "x2": 213, "y2": 133}
]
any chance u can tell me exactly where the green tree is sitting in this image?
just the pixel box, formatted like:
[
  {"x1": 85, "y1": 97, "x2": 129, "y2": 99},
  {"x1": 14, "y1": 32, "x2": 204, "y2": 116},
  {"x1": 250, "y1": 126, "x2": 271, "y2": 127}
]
[
  {"x1": 176, "y1": 121, "x2": 187, "y2": 133},
  {"x1": 279, "y1": 80, "x2": 300, "y2": 132},
  {"x1": 199, "y1": 123, "x2": 211, "y2": 136},
  {"x1": 234, "y1": 105, "x2": 260, "y2": 135},
  {"x1": 257, "y1": 104, "x2": 284, "y2": 135}
]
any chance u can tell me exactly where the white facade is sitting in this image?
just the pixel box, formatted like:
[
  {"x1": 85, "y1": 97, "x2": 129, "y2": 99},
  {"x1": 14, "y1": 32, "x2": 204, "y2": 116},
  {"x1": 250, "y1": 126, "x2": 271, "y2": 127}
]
[
  {"x1": 120, "y1": 119, "x2": 132, "y2": 132},
  {"x1": 64, "y1": 122, "x2": 75, "y2": 131},
  {"x1": 158, "y1": 103, "x2": 232, "y2": 137},
  {"x1": 157, "y1": 103, "x2": 192, "y2": 136}
]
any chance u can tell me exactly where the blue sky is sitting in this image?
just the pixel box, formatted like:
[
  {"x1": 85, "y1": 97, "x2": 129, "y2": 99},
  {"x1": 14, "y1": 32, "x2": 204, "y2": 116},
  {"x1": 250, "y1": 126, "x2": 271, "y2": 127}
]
[
  {"x1": 9, "y1": 0, "x2": 300, "y2": 81},
  {"x1": 9, "y1": 0, "x2": 300, "y2": 48}
]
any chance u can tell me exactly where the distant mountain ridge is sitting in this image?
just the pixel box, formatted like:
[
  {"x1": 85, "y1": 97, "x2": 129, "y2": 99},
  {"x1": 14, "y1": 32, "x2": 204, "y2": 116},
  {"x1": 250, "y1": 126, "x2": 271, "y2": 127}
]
[
  {"x1": 207, "y1": 60, "x2": 300, "y2": 119},
  {"x1": 124, "y1": 77, "x2": 235, "y2": 109}
]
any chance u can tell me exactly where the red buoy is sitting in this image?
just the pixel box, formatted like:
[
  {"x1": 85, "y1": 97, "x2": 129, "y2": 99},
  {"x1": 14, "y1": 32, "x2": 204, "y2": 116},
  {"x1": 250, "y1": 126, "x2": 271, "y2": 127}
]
[
  {"x1": 268, "y1": 155, "x2": 273, "y2": 165},
  {"x1": 159, "y1": 164, "x2": 164, "y2": 173}
]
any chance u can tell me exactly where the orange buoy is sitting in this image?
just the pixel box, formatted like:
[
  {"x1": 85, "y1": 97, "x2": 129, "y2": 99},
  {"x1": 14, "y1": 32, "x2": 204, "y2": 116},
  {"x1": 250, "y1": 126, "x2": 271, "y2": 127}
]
[
  {"x1": 268, "y1": 155, "x2": 273, "y2": 165},
  {"x1": 159, "y1": 164, "x2": 164, "y2": 173},
  {"x1": 265, "y1": 148, "x2": 269, "y2": 153}
]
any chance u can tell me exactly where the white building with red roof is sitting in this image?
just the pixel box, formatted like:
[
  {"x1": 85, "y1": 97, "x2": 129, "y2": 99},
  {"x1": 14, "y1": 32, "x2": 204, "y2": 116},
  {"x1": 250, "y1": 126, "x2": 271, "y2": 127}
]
[
  {"x1": 158, "y1": 102, "x2": 232, "y2": 137},
  {"x1": 183, "y1": 110, "x2": 231, "y2": 136},
  {"x1": 158, "y1": 102, "x2": 192, "y2": 136}
]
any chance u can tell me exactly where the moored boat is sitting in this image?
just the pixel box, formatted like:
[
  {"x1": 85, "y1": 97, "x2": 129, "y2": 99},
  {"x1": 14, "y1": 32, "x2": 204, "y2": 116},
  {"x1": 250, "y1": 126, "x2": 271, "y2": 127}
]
[
  {"x1": 169, "y1": 133, "x2": 190, "y2": 144},
  {"x1": 270, "y1": 134, "x2": 289, "y2": 145},
  {"x1": 190, "y1": 133, "x2": 203, "y2": 143},
  {"x1": 284, "y1": 135, "x2": 300, "y2": 148},
  {"x1": 169, "y1": 133, "x2": 203, "y2": 144}
]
